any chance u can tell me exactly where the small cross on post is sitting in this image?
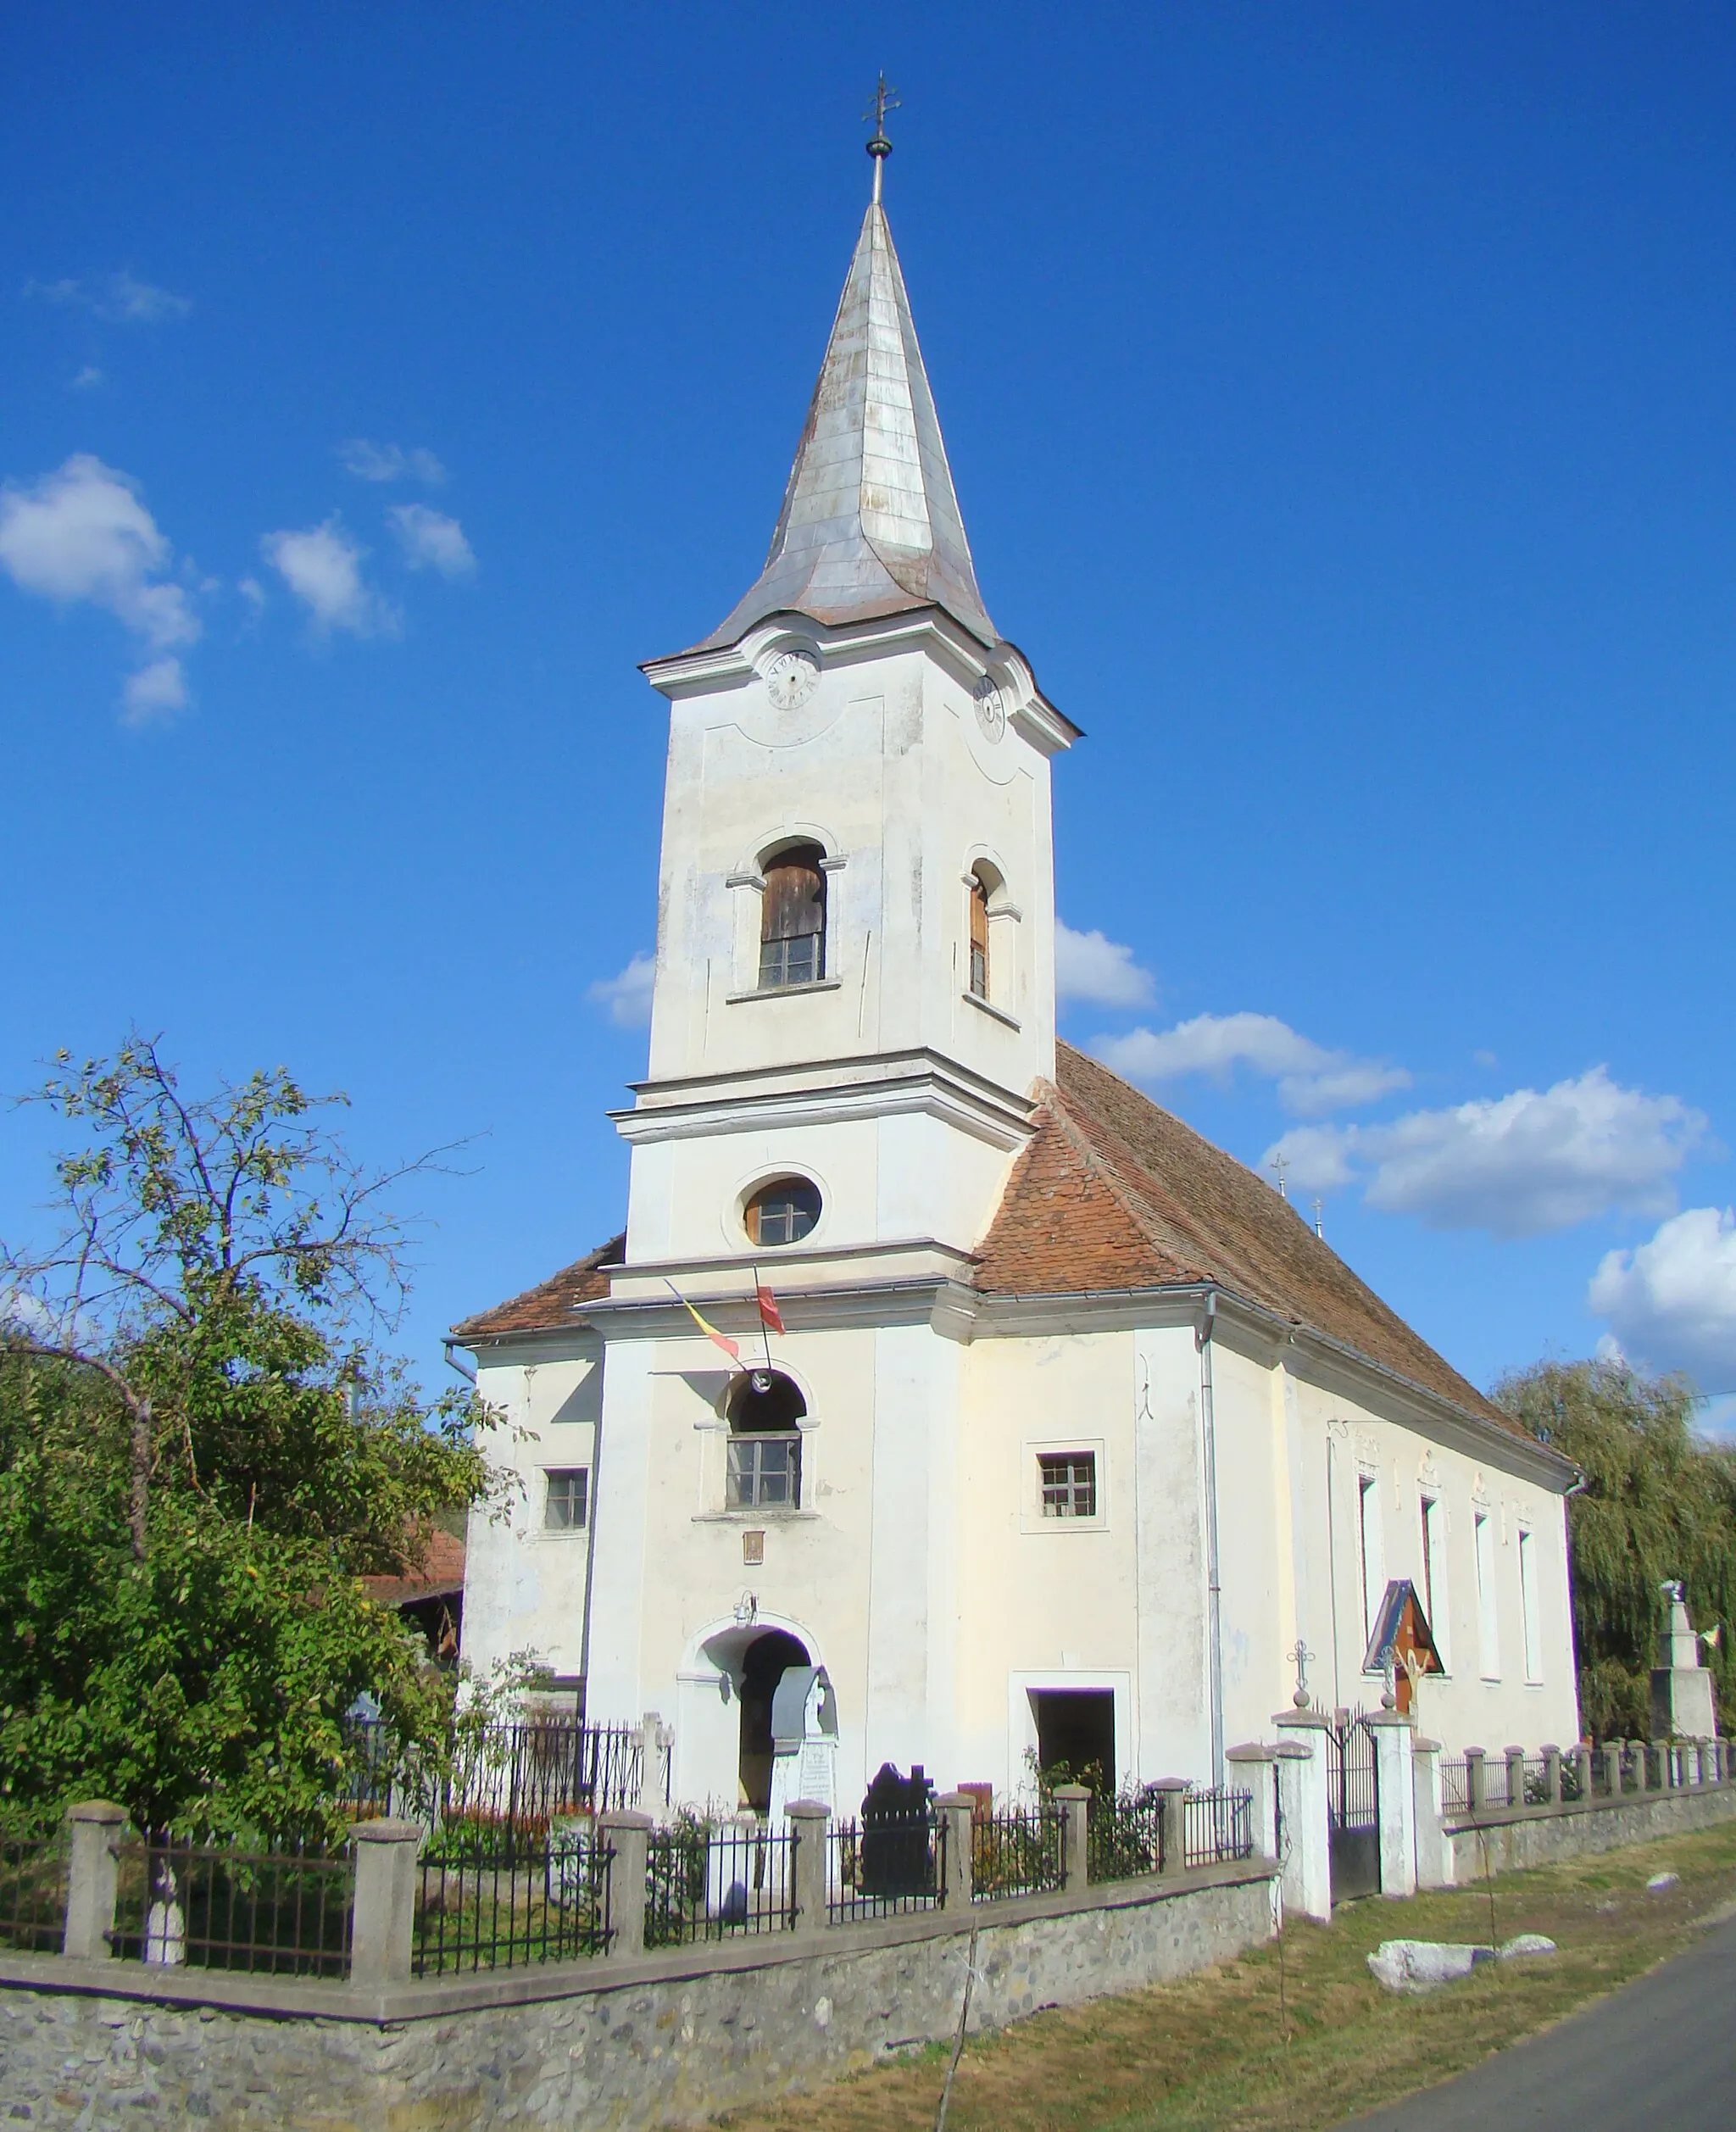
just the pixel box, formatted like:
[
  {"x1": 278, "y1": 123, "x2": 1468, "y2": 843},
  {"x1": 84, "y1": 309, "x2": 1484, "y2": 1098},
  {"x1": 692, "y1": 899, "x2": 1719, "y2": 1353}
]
[
  {"x1": 863, "y1": 72, "x2": 899, "y2": 202},
  {"x1": 1269, "y1": 1151, "x2": 1289, "y2": 1200}
]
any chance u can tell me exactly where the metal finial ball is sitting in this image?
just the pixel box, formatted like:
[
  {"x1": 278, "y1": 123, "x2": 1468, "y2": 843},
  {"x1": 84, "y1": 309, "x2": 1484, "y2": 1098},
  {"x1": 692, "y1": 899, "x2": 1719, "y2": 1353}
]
[{"x1": 866, "y1": 132, "x2": 892, "y2": 159}]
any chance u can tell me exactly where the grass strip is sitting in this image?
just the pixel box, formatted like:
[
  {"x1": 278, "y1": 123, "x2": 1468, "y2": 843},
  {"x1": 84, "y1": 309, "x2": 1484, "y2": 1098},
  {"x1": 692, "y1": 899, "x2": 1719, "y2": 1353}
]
[{"x1": 714, "y1": 1820, "x2": 1736, "y2": 2132}]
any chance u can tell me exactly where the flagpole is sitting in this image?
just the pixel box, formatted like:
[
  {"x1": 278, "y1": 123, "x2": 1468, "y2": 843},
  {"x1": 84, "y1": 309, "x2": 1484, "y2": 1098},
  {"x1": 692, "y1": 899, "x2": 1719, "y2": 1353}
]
[{"x1": 752, "y1": 1263, "x2": 774, "y2": 1375}]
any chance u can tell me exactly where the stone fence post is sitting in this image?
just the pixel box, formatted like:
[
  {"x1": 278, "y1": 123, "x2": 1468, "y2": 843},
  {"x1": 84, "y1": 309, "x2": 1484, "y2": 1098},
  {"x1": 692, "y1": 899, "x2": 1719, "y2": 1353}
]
[
  {"x1": 1542, "y1": 1745, "x2": 1562, "y2": 1805},
  {"x1": 62, "y1": 1801, "x2": 126, "y2": 1961},
  {"x1": 1150, "y1": 1779, "x2": 1190, "y2": 1879},
  {"x1": 1504, "y1": 1745, "x2": 1526, "y2": 1811},
  {"x1": 1572, "y1": 1744, "x2": 1593, "y2": 1801},
  {"x1": 1273, "y1": 1710, "x2": 1330, "y2": 1922},
  {"x1": 1410, "y1": 1738, "x2": 1451, "y2": 1890},
  {"x1": 348, "y1": 1819, "x2": 422, "y2": 1986},
  {"x1": 936, "y1": 1791, "x2": 976, "y2": 1907},
  {"x1": 600, "y1": 1810, "x2": 653, "y2": 1959},
  {"x1": 1465, "y1": 1746, "x2": 1487, "y2": 1812},
  {"x1": 786, "y1": 1801, "x2": 829, "y2": 1935},
  {"x1": 1226, "y1": 1744, "x2": 1279, "y2": 1862},
  {"x1": 1368, "y1": 1711, "x2": 1416, "y2": 1898},
  {"x1": 636, "y1": 1712, "x2": 670, "y2": 1818},
  {"x1": 1052, "y1": 1784, "x2": 1090, "y2": 1892}
]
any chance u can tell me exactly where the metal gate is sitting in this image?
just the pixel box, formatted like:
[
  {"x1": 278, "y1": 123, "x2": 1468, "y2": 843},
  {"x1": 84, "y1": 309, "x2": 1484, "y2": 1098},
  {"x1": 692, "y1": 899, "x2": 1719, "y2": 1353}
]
[{"x1": 1326, "y1": 1712, "x2": 1380, "y2": 1901}]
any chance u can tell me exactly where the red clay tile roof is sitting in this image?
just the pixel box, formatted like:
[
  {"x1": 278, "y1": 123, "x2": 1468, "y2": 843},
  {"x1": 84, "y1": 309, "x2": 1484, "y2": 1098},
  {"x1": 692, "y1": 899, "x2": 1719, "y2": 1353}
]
[
  {"x1": 452, "y1": 1233, "x2": 625, "y2": 1339},
  {"x1": 362, "y1": 1526, "x2": 467, "y2": 1606},
  {"x1": 976, "y1": 1043, "x2": 1510, "y2": 1429}
]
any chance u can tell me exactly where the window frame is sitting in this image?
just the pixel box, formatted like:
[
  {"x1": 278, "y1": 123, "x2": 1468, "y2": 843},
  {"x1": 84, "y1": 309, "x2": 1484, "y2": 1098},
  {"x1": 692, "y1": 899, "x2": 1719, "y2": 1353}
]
[
  {"x1": 757, "y1": 843, "x2": 826, "y2": 993},
  {"x1": 1420, "y1": 1493, "x2": 1449, "y2": 1673},
  {"x1": 542, "y1": 1467, "x2": 589, "y2": 1533},
  {"x1": 967, "y1": 871, "x2": 990, "y2": 1000},
  {"x1": 1474, "y1": 1507, "x2": 1500, "y2": 1680},
  {"x1": 744, "y1": 1176, "x2": 822, "y2": 1249},
  {"x1": 1357, "y1": 1472, "x2": 1385, "y2": 1657},
  {"x1": 726, "y1": 1430, "x2": 802, "y2": 1511},
  {"x1": 1517, "y1": 1525, "x2": 1543, "y2": 1683},
  {"x1": 1038, "y1": 1450, "x2": 1098, "y2": 1520}
]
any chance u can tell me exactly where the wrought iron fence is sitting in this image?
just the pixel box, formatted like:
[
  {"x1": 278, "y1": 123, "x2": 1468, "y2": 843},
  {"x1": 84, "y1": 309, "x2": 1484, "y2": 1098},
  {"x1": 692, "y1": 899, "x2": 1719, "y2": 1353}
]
[
  {"x1": 1085, "y1": 1792, "x2": 1165, "y2": 1883},
  {"x1": 344, "y1": 1717, "x2": 657, "y2": 1830},
  {"x1": 826, "y1": 1810, "x2": 944, "y2": 1921},
  {"x1": 1560, "y1": 1756, "x2": 1585, "y2": 1803},
  {"x1": 412, "y1": 1815, "x2": 610, "y2": 1975},
  {"x1": 971, "y1": 1807, "x2": 1065, "y2": 1902},
  {"x1": 110, "y1": 1834, "x2": 353, "y2": 1978},
  {"x1": 0, "y1": 1834, "x2": 68, "y2": 1954},
  {"x1": 1182, "y1": 1787, "x2": 1253, "y2": 1870},
  {"x1": 1439, "y1": 1758, "x2": 1472, "y2": 1815},
  {"x1": 644, "y1": 1820, "x2": 796, "y2": 1946}
]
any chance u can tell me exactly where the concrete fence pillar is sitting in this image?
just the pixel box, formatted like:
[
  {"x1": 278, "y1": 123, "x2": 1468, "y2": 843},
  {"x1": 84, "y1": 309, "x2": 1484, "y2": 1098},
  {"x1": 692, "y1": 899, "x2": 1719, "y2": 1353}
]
[
  {"x1": 1504, "y1": 1746, "x2": 1526, "y2": 1810},
  {"x1": 1573, "y1": 1745, "x2": 1593, "y2": 1801},
  {"x1": 636, "y1": 1712, "x2": 670, "y2": 1818},
  {"x1": 1226, "y1": 1744, "x2": 1279, "y2": 1863},
  {"x1": 600, "y1": 1810, "x2": 653, "y2": 1959},
  {"x1": 1369, "y1": 1712, "x2": 1417, "y2": 1898},
  {"x1": 1273, "y1": 1711, "x2": 1331, "y2": 1922},
  {"x1": 1720, "y1": 1739, "x2": 1731, "y2": 1785},
  {"x1": 1410, "y1": 1738, "x2": 1452, "y2": 1890},
  {"x1": 1542, "y1": 1745, "x2": 1562, "y2": 1805},
  {"x1": 786, "y1": 1801, "x2": 829, "y2": 1934},
  {"x1": 1465, "y1": 1747, "x2": 1488, "y2": 1812},
  {"x1": 62, "y1": 1801, "x2": 127, "y2": 1962},
  {"x1": 1053, "y1": 1784, "x2": 1091, "y2": 1892},
  {"x1": 1151, "y1": 1779, "x2": 1190, "y2": 1879},
  {"x1": 1605, "y1": 1740, "x2": 1624, "y2": 1795},
  {"x1": 348, "y1": 1818, "x2": 422, "y2": 1986},
  {"x1": 936, "y1": 1792, "x2": 976, "y2": 1907}
]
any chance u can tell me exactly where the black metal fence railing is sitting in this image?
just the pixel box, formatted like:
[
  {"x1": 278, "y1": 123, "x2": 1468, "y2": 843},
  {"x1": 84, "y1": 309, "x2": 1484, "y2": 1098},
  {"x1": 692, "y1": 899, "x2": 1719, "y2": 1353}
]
[
  {"x1": 826, "y1": 1811, "x2": 944, "y2": 1921},
  {"x1": 109, "y1": 1835, "x2": 353, "y2": 1978},
  {"x1": 644, "y1": 1822, "x2": 796, "y2": 1947},
  {"x1": 971, "y1": 1807, "x2": 1065, "y2": 1902},
  {"x1": 0, "y1": 1834, "x2": 68, "y2": 1954},
  {"x1": 1085, "y1": 1793, "x2": 1164, "y2": 1884},
  {"x1": 1182, "y1": 1788, "x2": 1254, "y2": 1870},
  {"x1": 1439, "y1": 1758, "x2": 1472, "y2": 1814},
  {"x1": 345, "y1": 1717, "x2": 657, "y2": 1830},
  {"x1": 412, "y1": 1817, "x2": 611, "y2": 1976}
]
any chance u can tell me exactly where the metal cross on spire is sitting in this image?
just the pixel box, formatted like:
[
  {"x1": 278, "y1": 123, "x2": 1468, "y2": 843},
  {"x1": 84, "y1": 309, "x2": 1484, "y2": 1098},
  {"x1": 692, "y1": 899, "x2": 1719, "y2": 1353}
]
[
  {"x1": 1269, "y1": 1151, "x2": 1290, "y2": 1200},
  {"x1": 864, "y1": 72, "x2": 899, "y2": 203}
]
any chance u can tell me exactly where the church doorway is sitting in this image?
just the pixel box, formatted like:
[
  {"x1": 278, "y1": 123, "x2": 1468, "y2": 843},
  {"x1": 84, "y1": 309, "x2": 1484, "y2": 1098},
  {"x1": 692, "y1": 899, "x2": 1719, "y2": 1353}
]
[
  {"x1": 1031, "y1": 1689, "x2": 1116, "y2": 1790},
  {"x1": 737, "y1": 1628, "x2": 810, "y2": 1812}
]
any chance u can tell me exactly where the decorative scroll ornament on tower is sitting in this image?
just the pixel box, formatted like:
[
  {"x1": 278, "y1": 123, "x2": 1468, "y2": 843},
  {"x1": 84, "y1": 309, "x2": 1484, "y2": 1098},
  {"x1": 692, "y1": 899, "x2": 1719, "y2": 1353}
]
[{"x1": 693, "y1": 88, "x2": 999, "y2": 655}]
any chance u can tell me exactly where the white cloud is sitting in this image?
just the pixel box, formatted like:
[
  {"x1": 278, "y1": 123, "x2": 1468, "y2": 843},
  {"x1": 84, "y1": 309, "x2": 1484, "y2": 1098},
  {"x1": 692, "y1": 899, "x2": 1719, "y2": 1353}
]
[
  {"x1": 1266, "y1": 1067, "x2": 1706, "y2": 1239},
  {"x1": 388, "y1": 503, "x2": 476, "y2": 577},
  {"x1": 1589, "y1": 1208, "x2": 1736, "y2": 1389},
  {"x1": 237, "y1": 576, "x2": 265, "y2": 611},
  {"x1": 587, "y1": 952, "x2": 655, "y2": 1028},
  {"x1": 261, "y1": 519, "x2": 396, "y2": 637},
  {"x1": 70, "y1": 365, "x2": 104, "y2": 392},
  {"x1": 120, "y1": 657, "x2": 190, "y2": 726},
  {"x1": 338, "y1": 439, "x2": 446, "y2": 485},
  {"x1": 0, "y1": 454, "x2": 201, "y2": 715},
  {"x1": 27, "y1": 273, "x2": 191, "y2": 323},
  {"x1": 1055, "y1": 922, "x2": 1155, "y2": 1009},
  {"x1": 1096, "y1": 1010, "x2": 1409, "y2": 1117}
]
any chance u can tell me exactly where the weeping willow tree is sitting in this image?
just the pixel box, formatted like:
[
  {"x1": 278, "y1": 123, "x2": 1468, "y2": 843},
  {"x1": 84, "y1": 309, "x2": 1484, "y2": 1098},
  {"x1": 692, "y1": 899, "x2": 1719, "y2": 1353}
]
[{"x1": 1496, "y1": 1360, "x2": 1736, "y2": 1741}]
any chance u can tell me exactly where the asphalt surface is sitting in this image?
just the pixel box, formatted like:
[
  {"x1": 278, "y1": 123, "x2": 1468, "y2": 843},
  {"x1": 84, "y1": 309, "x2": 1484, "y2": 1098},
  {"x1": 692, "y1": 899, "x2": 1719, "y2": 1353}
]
[{"x1": 1338, "y1": 1908, "x2": 1736, "y2": 2127}]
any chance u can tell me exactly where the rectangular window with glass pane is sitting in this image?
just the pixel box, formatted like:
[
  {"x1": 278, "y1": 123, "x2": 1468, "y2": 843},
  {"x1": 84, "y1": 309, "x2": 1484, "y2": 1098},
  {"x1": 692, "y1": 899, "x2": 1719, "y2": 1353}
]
[
  {"x1": 758, "y1": 932, "x2": 820, "y2": 989},
  {"x1": 1038, "y1": 1452, "x2": 1097, "y2": 1519},
  {"x1": 544, "y1": 1468, "x2": 588, "y2": 1530},
  {"x1": 727, "y1": 1433, "x2": 800, "y2": 1510}
]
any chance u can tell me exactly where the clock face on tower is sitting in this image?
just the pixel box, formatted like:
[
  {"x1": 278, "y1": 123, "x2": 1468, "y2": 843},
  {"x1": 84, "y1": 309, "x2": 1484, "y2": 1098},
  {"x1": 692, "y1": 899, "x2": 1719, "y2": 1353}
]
[
  {"x1": 973, "y1": 674, "x2": 1006, "y2": 740},
  {"x1": 764, "y1": 649, "x2": 821, "y2": 710}
]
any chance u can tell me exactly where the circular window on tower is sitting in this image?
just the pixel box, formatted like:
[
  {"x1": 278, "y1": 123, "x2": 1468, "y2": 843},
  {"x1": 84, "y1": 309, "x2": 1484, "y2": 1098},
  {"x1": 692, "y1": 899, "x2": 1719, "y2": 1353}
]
[{"x1": 744, "y1": 1176, "x2": 822, "y2": 1248}]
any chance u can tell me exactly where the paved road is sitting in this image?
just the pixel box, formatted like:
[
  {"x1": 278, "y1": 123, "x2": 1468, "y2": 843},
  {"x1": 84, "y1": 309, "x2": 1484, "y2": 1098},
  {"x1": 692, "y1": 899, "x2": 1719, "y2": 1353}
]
[{"x1": 1340, "y1": 1909, "x2": 1736, "y2": 2126}]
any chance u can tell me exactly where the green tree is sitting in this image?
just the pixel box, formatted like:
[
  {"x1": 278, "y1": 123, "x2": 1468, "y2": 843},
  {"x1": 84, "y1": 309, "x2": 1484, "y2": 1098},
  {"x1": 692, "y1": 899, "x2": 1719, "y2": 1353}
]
[
  {"x1": 0, "y1": 1034, "x2": 502, "y2": 1838},
  {"x1": 1498, "y1": 1358, "x2": 1736, "y2": 1740}
]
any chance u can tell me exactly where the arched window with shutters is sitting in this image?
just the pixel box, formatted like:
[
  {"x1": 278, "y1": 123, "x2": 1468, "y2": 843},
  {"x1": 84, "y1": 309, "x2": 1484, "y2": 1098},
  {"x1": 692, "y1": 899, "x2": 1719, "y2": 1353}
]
[
  {"x1": 759, "y1": 843, "x2": 826, "y2": 990},
  {"x1": 967, "y1": 870, "x2": 991, "y2": 999}
]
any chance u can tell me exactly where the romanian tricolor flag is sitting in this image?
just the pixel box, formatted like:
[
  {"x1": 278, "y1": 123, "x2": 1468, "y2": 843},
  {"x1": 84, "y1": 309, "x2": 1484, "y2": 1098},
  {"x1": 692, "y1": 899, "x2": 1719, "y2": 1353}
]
[{"x1": 665, "y1": 1281, "x2": 741, "y2": 1363}]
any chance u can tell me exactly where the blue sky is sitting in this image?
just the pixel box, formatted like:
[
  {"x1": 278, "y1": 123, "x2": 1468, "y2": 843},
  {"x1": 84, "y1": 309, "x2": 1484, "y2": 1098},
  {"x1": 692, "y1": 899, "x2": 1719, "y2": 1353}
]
[{"x1": 4, "y1": 4, "x2": 1735, "y2": 1427}]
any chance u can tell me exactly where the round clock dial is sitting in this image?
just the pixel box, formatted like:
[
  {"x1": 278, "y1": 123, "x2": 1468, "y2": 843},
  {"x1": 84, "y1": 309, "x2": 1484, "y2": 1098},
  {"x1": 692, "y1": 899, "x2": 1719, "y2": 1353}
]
[
  {"x1": 973, "y1": 674, "x2": 1006, "y2": 739},
  {"x1": 765, "y1": 649, "x2": 820, "y2": 710}
]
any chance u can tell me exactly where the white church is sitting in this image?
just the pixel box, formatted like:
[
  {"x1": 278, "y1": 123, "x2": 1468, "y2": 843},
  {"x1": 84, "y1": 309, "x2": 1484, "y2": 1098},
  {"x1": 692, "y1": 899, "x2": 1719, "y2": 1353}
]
[{"x1": 455, "y1": 148, "x2": 1583, "y2": 1813}]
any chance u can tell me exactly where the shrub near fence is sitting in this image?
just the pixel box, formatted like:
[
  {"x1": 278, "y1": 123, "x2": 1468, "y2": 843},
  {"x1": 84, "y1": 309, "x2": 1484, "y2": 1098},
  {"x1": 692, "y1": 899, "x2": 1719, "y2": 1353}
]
[
  {"x1": 972, "y1": 1806, "x2": 1066, "y2": 1901},
  {"x1": 414, "y1": 1817, "x2": 610, "y2": 1976},
  {"x1": 109, "y1": 1834, "x2": 352, "y2": 1979},
  {"x1": 1086, "y1": 1793, "x2": 1165, "y2": 1884}
]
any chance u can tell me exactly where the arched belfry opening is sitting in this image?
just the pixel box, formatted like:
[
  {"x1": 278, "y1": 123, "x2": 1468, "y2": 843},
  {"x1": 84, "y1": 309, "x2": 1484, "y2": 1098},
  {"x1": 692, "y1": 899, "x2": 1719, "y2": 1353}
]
[
  {"x1": 726, "y1": 1371, "x2": 804, "y2": 1511},
  {"x1": 737, "y1": 1628, "x2": 810, "y2": 1812}
]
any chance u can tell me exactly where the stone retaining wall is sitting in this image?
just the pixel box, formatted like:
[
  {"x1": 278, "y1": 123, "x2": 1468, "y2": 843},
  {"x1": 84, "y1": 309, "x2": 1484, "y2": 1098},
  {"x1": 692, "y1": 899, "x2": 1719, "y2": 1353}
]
[
  {"x1": 0, "y1": 1861, "x2": 1274, "y2": 2130},
  {"x1": 1444, "y1": 1778, "x2": 1736, "y2": 1880}
]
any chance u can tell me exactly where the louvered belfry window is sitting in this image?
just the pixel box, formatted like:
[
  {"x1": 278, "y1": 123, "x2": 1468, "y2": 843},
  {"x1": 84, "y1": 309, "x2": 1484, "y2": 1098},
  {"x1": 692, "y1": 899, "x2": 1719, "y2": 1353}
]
[
  {"x1": 968, "y1": 871, "x2": 991, "y2": 999},
  {"x1": 759, "y1": 844, "x2": 826, "y2": 989}
]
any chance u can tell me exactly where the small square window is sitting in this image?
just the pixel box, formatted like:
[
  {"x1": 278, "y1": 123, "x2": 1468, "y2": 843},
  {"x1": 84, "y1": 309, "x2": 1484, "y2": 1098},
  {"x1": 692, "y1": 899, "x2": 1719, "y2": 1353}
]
[
  {"x1": 544, "y1": 1469, "x2": 588, "y2": 1530},
  {"x1": 1038, "y1": 1453, "x2": 1097, "y2": 1519},
  {"x1": 727, "y1": 1435, "x2": 800, "y2": 1511}
]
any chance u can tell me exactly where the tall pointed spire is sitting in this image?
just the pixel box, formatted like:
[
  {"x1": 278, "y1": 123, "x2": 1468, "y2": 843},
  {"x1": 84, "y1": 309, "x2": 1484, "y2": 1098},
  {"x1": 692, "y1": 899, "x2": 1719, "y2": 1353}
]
[{"x1": 697, "y1": 201, "x2": 999, "y2": 653}]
